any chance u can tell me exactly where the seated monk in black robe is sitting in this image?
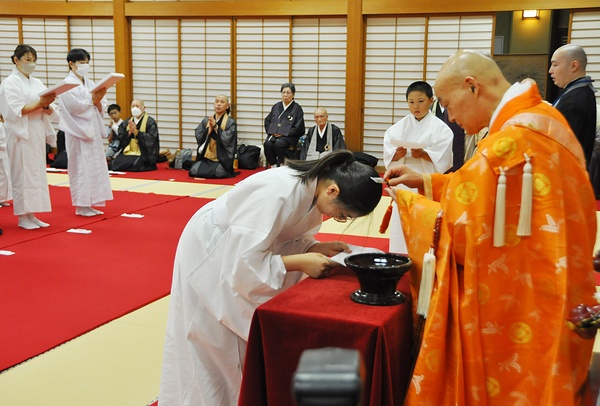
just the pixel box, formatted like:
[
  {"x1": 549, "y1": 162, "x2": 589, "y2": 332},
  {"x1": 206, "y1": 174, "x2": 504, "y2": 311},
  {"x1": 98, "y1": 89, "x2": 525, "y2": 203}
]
[
  {"x1": 110, "y1": 99, "x2": 160, "y2": 172},
  {"x1": 190, "y1": 94, "x2": 237, "y2": 178}
]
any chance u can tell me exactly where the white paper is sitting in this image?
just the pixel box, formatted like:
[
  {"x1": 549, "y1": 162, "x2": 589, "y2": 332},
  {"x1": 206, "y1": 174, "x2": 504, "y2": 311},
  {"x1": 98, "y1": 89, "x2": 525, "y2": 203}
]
[
  {"x1": 330, "y1": 244, "x2": 385, "y2": 266},
  {"x1": 108, "y1": 170, "x2": 126, "y2": 175},
  {"x1": 0, "y1": 250, "x2": 15, "y2": 256},
  {"x1": 89, "y1": 73, "x2": 125, "y2": 93},
  {"x1": 46, "y1": 167, "x2": 68, "y2": 173},
  {"x1": 67, "y1": 228, "x2": 92, "y2": 234},
  {"x1": 121, "y1": 213, "x2": 144, "y2": 218},
  {"x1": 395, "y1": 141, "x2": 426, "y2": 149},
  {"x1": 38, "y1": 79, "x2": 80, "y2": 97}
]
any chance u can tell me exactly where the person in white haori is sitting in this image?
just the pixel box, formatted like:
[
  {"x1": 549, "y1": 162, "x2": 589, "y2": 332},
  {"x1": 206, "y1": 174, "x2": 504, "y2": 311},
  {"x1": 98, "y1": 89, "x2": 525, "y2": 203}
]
[
  {"x1": 383, "y1": 81, "x2": 453, "y2": 254},
  {"x1": 58, "y1": 48, "x2": 113, "y2": 217},
  {"x1": 159, "y1": 150, "x2": 383, "y2": 406},
  {"x1": 0, "y1": 44, "x2": 58, "y2": 230}
]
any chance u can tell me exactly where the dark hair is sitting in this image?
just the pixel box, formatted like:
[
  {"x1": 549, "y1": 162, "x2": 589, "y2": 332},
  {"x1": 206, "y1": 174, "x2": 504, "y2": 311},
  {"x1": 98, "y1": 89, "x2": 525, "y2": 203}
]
[
  {"x1": 280, "y1": 83, "x2": 296, "y2": 94},
  {"x1": 287, "y1": 150, "x2": 382, "y2": 217},
  {"x1": 11, "y1": 44, "x2": 37, "y2": 64},
  {"x1": 406, "y1": 81, "x2": 433, "y2": 99},
  {"x1": 107, "y1": 104, "x2": 121, "y2": 114},
  {"x1": 67, "y1": 48, "x2": 91, "y2": 68}
]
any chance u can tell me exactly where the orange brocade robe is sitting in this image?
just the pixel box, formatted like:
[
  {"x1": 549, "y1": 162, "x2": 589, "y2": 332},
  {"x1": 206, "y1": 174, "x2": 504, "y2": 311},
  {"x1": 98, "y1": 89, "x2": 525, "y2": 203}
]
[{"x1": 399, "y1": 83, "x2": 597, "y2": 405}]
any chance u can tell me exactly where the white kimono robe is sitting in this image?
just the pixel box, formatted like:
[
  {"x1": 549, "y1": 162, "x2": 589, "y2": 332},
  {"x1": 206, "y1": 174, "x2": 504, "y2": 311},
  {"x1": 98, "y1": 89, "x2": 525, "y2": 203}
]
[
  {"x1": 383, "y1": 112, "x2": 453, "y2": 253},
  {"x1": 0, "y1": 69, "x2": 56, "y2": 215},
  {"x1": 160, "y1": 166, "x2": 322, "y2": 406},
  {"x1": 59, "y1": 71, "x2": 112, "y2": 207},
  {"x1": 0, "y1": 122, "x2": 11, "y2": 203}
]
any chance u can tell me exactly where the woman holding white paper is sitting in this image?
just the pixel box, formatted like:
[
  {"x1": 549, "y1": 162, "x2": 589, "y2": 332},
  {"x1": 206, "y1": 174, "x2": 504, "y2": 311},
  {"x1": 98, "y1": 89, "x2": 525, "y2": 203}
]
[
  {"x1": 58, "y1": 48, "x2": 113, "y2": 217},
  {"x1": 0, "y1": 44, "x2": 58, "y2": 230}
]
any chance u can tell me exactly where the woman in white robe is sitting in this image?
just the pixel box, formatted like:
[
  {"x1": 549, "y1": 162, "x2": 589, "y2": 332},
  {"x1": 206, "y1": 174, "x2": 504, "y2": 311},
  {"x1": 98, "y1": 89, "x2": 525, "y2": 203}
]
[
  {"x1": 58, "y1": 48, "x2": 112, "y2": 216},
  {"x1": 383, "y1": 81, "x2": 453, "y2": 254},
  {"x1": 0, "y1": 44, "x2": 58, "y2": 230},
  {"x1": 159, "y1": 150, "x2": 383, "y2": 406}
]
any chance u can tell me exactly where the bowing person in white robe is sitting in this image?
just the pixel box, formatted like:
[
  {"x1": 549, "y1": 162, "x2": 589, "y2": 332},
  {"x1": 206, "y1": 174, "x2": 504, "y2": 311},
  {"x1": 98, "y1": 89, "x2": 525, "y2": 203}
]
[
  {"x1": 159, "y1": 150, "x2": 383, "y2": 406},
  {"x1": 0, "y1": 45, "x2": 58, "y2": 230},
  {"x1": 383, "y1": 81, "x2": 453, "y2": 254},
  {"x1": 58, "y1": 48, "x2": 112, "y2": 217}
]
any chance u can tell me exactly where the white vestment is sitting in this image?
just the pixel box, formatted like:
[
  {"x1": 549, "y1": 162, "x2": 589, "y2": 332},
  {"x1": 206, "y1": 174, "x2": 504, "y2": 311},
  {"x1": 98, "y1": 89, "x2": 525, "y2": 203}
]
[
  {"x1": 0, "y1": 122, "x2": 11, "y2": 203},
  {"x1": 383, "y1": 112, "x2": 453, "y2": 253},
  {"x1": 0, "y1": 69, "x2": 56, "y2": 215},
  {"x1": 160, "y1": 166, "x2": 322, "y2": 406},
  {"x1": 58, "y1": 71, "x2": 112, "y2": 207}
]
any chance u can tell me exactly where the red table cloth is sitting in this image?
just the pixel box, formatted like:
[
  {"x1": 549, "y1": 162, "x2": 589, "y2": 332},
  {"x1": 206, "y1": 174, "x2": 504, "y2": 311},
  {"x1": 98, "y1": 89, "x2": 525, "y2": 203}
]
[{"x1": 238, "y1": 267, "x2": 413, "y2": 406}]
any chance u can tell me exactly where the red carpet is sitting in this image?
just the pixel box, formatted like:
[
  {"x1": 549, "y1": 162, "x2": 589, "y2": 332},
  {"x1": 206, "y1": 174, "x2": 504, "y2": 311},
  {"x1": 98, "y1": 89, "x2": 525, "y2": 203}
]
[{"x1": 0, "y1": 186, "x2": 209, "y2": 371}]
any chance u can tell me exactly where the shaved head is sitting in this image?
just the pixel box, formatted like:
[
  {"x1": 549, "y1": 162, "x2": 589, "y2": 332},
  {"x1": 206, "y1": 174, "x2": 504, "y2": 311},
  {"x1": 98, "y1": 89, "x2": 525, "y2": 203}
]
[
  {"x1": 549, "y1": 44, "x2": 588, "y2": 88},
  {"x1": 434, "y1": 50, "x2": 511, "y2": 134}
]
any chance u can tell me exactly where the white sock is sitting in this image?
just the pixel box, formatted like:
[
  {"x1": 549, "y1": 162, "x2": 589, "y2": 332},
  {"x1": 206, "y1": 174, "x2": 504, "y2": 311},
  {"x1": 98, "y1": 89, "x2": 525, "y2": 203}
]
[
  {"x1": 76, "y1": 207, "x2": 97, "y2": 217},
  {"x1": 90, "y1": 208, "x2": 104, "y2": 215},
  {"x1": 28, "y1": 214, "x2": 49, "y2": 228},
  {"x1": 18, "y1": 215, "x2": 40, "y2": 230}
]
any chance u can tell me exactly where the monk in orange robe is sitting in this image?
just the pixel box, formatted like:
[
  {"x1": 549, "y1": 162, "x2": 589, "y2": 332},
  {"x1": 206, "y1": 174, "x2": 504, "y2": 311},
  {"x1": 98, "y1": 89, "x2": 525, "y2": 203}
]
[{"x1": 385, "y1": 50, "x2": 597, "y2": 405}]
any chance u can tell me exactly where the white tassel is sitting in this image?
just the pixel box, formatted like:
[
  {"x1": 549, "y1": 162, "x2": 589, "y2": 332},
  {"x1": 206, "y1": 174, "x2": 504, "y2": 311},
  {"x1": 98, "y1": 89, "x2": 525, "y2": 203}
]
[
  {"x1": 417, "y1": 249, "x2": 436, "y2": 317},
  {"x1": 517, "y1": 154, "x2": 532, "y2": 237},
  {"x1": 493, "y1": 167, "x2": 506, "y2": 247}
]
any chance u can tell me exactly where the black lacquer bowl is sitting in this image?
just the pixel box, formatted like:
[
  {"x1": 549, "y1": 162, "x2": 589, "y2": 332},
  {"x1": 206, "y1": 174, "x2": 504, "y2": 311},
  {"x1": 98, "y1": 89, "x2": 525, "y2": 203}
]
[{"x1": 344, "y1": 253, "x2": 412, "y2": 306}]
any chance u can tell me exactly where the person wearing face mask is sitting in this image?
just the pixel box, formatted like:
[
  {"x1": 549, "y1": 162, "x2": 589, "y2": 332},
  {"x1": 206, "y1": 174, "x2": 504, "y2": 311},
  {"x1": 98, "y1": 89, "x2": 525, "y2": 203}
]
[
  {"x1": 58, "y1": 48, "x2": 113, "y2": 217},
  {"x1": 0, "y1": 44, "x2": 58, "y2": 230},
  {"x1": 110, "y1": 99, "x2": 160, "y2": 172}
]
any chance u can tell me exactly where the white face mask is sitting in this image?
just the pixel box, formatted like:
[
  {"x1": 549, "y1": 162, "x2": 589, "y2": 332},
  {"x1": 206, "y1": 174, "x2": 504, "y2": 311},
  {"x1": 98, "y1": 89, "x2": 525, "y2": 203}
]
[
  {"x1": 19, "y1": 61, "x2": 36, "y2": 75},
  {"x1": 75, "y1": 63, "x2": 90, "y2": 77},
  {"x1": 131, "y1": 107, "x2": 143, "y2": 118}
]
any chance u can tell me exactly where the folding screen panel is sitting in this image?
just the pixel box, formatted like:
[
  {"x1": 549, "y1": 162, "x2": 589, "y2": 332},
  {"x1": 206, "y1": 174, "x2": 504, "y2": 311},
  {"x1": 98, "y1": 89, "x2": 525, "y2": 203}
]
[
  {"x1": 291, "y1": 17, "x2": 347, "y2": 136},
  {"x1": 180, "y1": 19, "x2": 232, "y2": 151},
  {"x1": 571, "y1": 11, "x2": 600, "y2": 105},
  {"x1": 0, "y1": 18, "x2": 20, "y2": 81}
]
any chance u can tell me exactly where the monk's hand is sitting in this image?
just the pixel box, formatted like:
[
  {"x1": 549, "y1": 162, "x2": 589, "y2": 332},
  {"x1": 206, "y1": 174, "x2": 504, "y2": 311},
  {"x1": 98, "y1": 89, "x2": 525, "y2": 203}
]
[
  {"x1": 282, "y1": 253, "x2": 338, "y2": 279},
  {"x1": 39, "y1": 93, "x2": 55, "y2": 108},
  {"x1": 308, "y1": 241, "x2": 351, "y2": 257},
  {"x1": 384, "y1": 163, "x2": 424, "y2": 189},
  {"x1": 92, "y1": 87, "x2": 107, "y2": 106}
]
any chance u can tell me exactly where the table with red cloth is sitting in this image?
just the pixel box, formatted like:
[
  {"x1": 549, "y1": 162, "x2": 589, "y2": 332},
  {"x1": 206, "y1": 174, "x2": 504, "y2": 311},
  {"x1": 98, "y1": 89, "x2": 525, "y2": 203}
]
[{"x1": 238, "y1": 267, "x2": 413, "y2": 406}]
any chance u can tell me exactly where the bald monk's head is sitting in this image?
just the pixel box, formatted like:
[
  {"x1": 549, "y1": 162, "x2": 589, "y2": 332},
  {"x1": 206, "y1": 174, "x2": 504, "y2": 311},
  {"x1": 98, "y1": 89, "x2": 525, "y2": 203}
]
[{"x1": 434, "y1": 50, "x2": 511, "y2": 134}]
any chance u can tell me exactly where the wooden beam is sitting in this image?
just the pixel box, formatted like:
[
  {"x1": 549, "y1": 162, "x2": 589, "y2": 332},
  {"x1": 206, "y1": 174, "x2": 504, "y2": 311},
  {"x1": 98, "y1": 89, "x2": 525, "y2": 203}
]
[
  {"x1": 363, "y1": 0, "x2": 600, "y2": 15},
  {"x1": 124, "y1": 0, "x2": 347, "y2": 18},
  {"x1": 112, "y1": 0, "x2": 132, "y2": 110},
  {"x1": 1, "y1": 2, "x2": 113, "y2": 17},
  {"x1": 345, "y1": 0, "x2": 364, "y2": 152}
]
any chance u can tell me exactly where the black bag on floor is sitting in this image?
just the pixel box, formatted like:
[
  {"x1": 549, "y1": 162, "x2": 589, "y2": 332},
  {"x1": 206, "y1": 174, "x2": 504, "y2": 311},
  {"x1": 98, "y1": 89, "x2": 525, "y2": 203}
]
[
  {"x1": 189, "y1": 159, "x2": 230, "y2": 178},
  {"x1": 237, "y1": 144, "x2": 261, "y2": 169}
]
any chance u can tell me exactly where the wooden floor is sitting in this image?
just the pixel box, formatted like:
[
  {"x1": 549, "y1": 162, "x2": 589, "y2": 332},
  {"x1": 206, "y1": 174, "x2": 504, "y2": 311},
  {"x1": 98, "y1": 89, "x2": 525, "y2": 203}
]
[{"x1": 0, "y1": 172, "x2": 598, "y2": 405}]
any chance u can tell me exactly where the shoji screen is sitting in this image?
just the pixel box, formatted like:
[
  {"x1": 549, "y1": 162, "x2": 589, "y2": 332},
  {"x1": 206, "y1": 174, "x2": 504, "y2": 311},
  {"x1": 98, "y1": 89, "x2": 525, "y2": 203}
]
[
  {"x1": 21, "y1": 18, "x2": 69, "y2": 91},
  {"x1": 131, "y1": 19, "x2": 180, "y2": 150},
  {"x1": 180, "y1": 19, "x2": 232, "y2": 151},
  {"x1": 69, "y1": 19, "x2": 117, "y2": 115},
  {"x1": 363, "y1": 17, "x2": 426, "y2": 161},
  {"x1": 425, "y1": 15, "x2": 494, "y2": 83},
  {"x1": 571, "y1": 11, "x2": 600, "y2": 105},
  {"x1": 235, "y1": 19, "x2": 291, "y2": 146},
  {"x1": 363, "y1": 15, "x2": 493, "y2": 165},
  {"x1": 0, "y1": 18, "x2": 19, "y2": 80},
  {"x1": 291, "y1": 18, "x2": 347, "y2": 136}
]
